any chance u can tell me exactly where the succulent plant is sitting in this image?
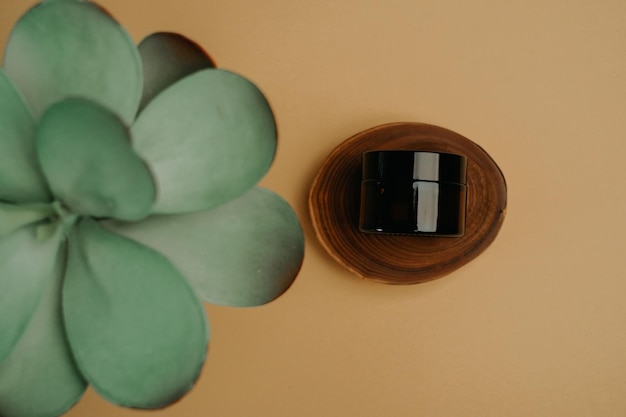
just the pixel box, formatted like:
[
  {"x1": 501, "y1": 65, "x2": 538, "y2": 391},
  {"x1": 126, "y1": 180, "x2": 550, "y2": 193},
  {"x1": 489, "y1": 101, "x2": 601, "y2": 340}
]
[{"x1": 0, "y1": 1, "x2": 304, "y2": 416}]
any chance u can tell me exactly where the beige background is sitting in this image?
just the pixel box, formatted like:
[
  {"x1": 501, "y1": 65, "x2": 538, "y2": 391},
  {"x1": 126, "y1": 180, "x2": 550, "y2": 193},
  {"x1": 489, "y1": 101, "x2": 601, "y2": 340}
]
[{"x1": 3, "y1": 0, "x2": 626, "y2": 416}]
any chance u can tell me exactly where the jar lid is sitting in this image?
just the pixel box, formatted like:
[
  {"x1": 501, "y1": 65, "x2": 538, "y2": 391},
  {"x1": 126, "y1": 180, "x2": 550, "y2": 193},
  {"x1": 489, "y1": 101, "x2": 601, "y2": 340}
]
[{"x1": 362, "y1": 151, "x2": 467, "y2": 184}]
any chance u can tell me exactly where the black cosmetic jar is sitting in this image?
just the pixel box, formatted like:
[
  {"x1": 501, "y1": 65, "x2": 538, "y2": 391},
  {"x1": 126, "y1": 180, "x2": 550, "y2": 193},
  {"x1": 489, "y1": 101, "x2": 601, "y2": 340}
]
[{"x1": 359, "y1": 151, "x2": 467, "y2": 236}]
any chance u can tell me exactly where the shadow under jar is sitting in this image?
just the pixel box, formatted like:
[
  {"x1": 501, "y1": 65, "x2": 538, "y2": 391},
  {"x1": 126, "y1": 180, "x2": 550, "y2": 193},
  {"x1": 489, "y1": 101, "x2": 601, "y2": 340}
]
[{"x1": 359, "y1": 151, "x2": 467, "y2": 236}]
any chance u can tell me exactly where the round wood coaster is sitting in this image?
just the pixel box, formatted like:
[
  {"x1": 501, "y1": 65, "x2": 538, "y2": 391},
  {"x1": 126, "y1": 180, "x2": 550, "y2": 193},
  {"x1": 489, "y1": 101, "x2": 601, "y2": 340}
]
[{"x1": 309, "y1": 122, "x2": 507, "y2": 284}]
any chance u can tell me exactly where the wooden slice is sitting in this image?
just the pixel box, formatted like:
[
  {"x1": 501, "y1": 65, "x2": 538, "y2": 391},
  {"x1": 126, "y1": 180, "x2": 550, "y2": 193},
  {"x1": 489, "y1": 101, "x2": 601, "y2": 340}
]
[{"x1": 309, "y1": 122, "x2": 507, "y2": 284}]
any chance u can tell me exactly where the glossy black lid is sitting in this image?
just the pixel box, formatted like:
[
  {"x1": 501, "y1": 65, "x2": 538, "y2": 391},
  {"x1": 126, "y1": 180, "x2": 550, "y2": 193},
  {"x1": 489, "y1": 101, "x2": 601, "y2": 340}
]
[{"x1": 362, "y1": 151, "x2": 467, "y2": 184}]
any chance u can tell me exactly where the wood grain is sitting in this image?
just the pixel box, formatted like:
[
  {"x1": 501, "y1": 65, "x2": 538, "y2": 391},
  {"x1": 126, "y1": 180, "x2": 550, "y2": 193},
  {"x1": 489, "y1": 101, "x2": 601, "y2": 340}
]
[{"x1": 308, "y1": 122, "x2": 507, "y2": 284}]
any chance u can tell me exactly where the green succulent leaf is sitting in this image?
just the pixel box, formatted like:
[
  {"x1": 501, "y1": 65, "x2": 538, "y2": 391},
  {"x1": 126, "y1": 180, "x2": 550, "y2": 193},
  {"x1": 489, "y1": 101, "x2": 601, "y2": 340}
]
[
  {"x1": 36, "y1": 98, "x2": 156, "y2": 221},
  {"x1": 0, "y1": 223, "x2": 63, "y2": 364},
  {"x1": 0, "y1": 70, "x2": 51, "y2": 204},
  {"x1": 0, "y1": 228, "x2": 87, "y2": 417},
  {"x1": 3, "y1": 1, "x2": 142, "y2": 125},
  {"x1": 63, "y1": 218, "x2": 209, "y2": 409},
  {"x1": 0, "y1": 202, "x2": 54, "y2": 237},
  {"x1": 133, "y1": 69, "x2": 277, "y2": 214},
  {"x1": 138, "y1": 32, "x2": 215, "y2": 112},
  {"x1": 106, "y1": 187, "x2": 304, "y2": 307}
]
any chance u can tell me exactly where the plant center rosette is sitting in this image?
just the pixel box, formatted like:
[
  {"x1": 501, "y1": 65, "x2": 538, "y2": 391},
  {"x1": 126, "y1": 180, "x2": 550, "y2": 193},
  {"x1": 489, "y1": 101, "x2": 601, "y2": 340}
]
[{"x1": 0, "y1": 2, "x2": 304, "y2": 417}]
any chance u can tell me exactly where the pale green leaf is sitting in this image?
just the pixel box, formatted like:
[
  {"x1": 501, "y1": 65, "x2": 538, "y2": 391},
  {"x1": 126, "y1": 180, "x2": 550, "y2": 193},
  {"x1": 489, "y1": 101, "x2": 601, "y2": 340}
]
[
  {"x1": 63, "y1": 218, "x2": 209, "y2": 409},
  {"x1": 0, "y1": 223, "x2": 62, "y2": 364},
  {"x1": 132, "y1": 69, "x2": 277, "y2": 214},
  {"x1": 138, "y1": 32, "x2": 215, "y2": 111},
  {"x1": 0, "y1": 228, "x2": 87, "y2": 417},
  {"x1": 107, "y1": 187, "x2": 304, "y2": 307},
  {"x1": 0, "y1": 202, "x2": 53, "y2": 237},
  {"x1": 36, "y1": 98, "x2": 156, "y2": 221},
  {"x1": 0, "y1": 70, "x2": 51, "y2": 204},
  {"x1": 3, "y1": 1, "x2": 142, "y2": 125}
]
